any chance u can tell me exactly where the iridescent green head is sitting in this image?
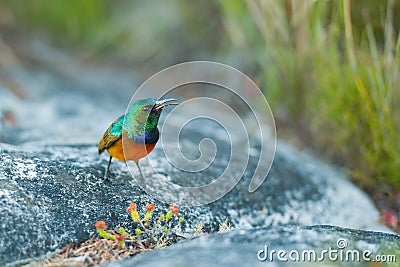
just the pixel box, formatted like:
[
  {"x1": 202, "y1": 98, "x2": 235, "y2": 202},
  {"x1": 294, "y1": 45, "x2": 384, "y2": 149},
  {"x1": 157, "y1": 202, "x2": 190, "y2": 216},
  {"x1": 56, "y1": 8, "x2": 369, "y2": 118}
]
[{"x1": 123, "y1": 98, "x2": 178, "y2": 143}]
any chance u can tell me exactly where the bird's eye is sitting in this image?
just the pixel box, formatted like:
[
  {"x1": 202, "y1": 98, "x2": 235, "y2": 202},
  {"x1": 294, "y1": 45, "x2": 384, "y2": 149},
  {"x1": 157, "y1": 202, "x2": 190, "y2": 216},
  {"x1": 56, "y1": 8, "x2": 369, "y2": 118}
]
[{"x1": 142, "y1": 106, "x2": 150, "y2": 112}]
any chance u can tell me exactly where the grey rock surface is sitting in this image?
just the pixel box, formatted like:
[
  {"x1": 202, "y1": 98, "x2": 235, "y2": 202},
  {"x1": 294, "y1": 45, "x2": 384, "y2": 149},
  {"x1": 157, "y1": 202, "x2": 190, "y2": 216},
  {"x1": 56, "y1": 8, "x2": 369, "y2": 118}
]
[
  {"x1": 0, "y1": 138, "x2": 383, "y2": 265},
  {"x1": 0, "y1": 143, "x2": 221, "y2": 265}
]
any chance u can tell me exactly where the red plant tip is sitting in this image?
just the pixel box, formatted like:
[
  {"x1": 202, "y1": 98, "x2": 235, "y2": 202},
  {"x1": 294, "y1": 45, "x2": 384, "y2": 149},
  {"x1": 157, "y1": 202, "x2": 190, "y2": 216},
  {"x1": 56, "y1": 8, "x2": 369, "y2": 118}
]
[
  {"x1": 127, "y1": 203, "x2": 137, "y2": 213},
  {"x1": 2, "y1": 111, "x2": 16, "y2": 126},
  {"x1": 381, "y1": 211, "x2": 398, "y2": 228},
  {"x1": 94, "y1": 220, "x2": 107, "y2": 230},
  {"x1": 170, "y1": 204, "x2": 179, "y2": 215},
  {"x1": 146, "y1": 203, "x2": 155, "y2": 211},
  {"x1": 114, "y1": 234, "x2": 125, "y2": 242}
]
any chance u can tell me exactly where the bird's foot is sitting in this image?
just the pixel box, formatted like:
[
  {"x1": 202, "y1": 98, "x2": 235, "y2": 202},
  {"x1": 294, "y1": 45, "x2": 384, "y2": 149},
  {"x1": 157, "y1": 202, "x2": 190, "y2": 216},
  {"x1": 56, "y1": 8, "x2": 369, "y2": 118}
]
[{"x1": 101, "y1": 167, "x2": 113, "y2": 182}]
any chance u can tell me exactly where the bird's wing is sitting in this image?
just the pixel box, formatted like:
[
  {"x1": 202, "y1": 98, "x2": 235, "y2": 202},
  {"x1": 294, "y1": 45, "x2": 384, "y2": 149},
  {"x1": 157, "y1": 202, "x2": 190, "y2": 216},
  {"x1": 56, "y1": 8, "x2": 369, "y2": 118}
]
[{"x1": 98, "y1": 115, "x2": 124, "y2": 154}]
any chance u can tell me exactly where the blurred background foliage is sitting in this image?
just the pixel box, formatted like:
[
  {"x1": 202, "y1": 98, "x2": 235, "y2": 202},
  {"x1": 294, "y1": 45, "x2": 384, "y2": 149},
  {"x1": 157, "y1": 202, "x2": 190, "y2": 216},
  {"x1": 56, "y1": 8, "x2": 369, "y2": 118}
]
[{"x1": 0, "y1": 0, "x2": 399, "y2": 192}]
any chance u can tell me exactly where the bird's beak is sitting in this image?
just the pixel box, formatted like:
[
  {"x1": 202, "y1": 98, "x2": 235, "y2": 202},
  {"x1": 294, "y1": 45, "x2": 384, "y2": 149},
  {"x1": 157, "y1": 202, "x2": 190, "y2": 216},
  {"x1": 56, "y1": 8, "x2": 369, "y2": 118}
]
[{"x1": 154, "y1": 98, "x2": 179, "y2": 110}]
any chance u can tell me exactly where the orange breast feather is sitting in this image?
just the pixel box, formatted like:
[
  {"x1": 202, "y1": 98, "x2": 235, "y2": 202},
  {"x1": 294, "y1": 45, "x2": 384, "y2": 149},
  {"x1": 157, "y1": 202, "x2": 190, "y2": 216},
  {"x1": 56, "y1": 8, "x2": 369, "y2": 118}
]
[{"x1": 107, "y1": 137, "x2": 156, "y2": 162}]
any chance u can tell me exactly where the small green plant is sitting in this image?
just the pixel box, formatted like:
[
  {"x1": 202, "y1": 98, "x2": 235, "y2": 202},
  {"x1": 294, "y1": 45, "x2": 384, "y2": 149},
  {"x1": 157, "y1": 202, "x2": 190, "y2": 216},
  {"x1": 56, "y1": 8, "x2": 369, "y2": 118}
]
[{"x1": 94, "y1": 203, "x2": 191, "y2": 249}]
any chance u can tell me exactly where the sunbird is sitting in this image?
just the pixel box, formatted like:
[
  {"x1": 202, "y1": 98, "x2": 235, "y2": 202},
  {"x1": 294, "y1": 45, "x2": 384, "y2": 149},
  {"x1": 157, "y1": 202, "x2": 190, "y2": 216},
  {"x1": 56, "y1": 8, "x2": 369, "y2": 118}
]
[{"x1": 98, "y1": 98, "x2": 178, "y2": 177}]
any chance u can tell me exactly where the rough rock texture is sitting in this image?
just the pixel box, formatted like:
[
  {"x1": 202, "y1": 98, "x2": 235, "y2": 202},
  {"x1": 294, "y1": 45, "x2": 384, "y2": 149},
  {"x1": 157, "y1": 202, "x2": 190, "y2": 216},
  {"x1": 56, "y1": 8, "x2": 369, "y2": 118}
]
[
  {"x1": 0, "y1": 143, "x2": 220, "y2": 265},
  {"x1": 0, "y1": 139, "x2": 382, "y2": 265}
]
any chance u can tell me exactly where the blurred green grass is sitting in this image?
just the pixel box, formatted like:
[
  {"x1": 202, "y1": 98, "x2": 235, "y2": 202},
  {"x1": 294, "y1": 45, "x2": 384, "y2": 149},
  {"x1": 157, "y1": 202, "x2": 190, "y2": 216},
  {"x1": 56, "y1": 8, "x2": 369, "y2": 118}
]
[
  {"x1": 0, "y1": 0, "x2": 399, "y2": 191},
  {"x1": 1, "y1": 0, "x2": 109, "y2": 45},
  {"x1": 219, "y1": 0, "x2": 400, "y2": 191}
]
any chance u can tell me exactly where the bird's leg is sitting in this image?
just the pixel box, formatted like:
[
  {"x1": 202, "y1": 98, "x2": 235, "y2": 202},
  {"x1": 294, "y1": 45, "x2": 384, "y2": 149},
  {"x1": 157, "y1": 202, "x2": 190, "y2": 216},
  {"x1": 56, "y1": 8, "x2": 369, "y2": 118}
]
[
  {"x1": 104, "y1": 156, "x2": 112, "y2": 179},
  {"x1": 135, "y1": 160, "x2": 145, "y2": 180}
]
